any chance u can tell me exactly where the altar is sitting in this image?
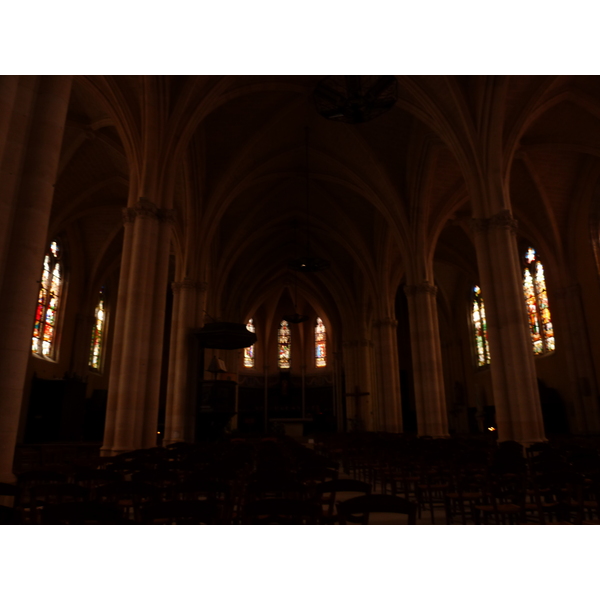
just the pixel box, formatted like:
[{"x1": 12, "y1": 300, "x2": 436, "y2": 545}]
[{"x1": 269, "y1": 417, "x2": 313, "y2": 438}]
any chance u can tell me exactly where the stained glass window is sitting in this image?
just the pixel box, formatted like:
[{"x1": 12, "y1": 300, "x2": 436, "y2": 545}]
[
  {"x1": 244, "y1": 318, "x2": 255, "y2": 368},
  {"x1": 315, "y1": 317, "x2": 326, "y2": 367},
  {"x1": 32, "y1": 240, "x2": 62, "y2": 359},
  {"x1": 472, "y1": 285, "x2": 491, "y2": 367},
  {"x1": 523, "y1": 246, "x2": 555, "y2": 355},
  {"x1": 89, "y1": 289, "x2": 106, "y2": 370},
  {"x1": 278, "y1": 320, "x2": 291, "y2": 369}
]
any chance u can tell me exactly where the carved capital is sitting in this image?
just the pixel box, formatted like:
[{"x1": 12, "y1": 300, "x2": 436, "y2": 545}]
[
  {"x1": 373, "y1": 317, "x2": 398, "y2": 328},
  {"x1": 470, "y1": 210, "x2": 518, "y2": 236},
  {"x1": 404, "y1": 283, "x2": 437, "y2": 297},
  {"x1": 134, "y1": 197, "x2": 160, "y2": 220},
  {"x1": 343, "y1": 338, "x2": 373, "y2": 348},
  {"x1": 172, "y1": 279, "x2": 208, "y2": 293},
  {"x1": 158, "y1": 208, "x2": 175, "y2": 224},
  {"x1": 122, "y1": 207, "x2": 136, "y2": 225}
]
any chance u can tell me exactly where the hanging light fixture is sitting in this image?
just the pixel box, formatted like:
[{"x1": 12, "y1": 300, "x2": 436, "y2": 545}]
[
  {"x1": 288, "y1": 126, "x2": 330, "y2": 274},
  {"x1": 313, "y1": 75, "x2": 398, "y2": 124},
  {"x1": 196, "y1": 313, "x2": 257, "y2": 349}
]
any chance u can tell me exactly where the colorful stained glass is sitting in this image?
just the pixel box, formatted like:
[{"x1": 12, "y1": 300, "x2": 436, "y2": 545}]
[
  {"x1": 278, "y1": 320, "x2": 291, "y2": 369},
  {"x1": 32, "y1": 240, "x2": 62, "y2": 358},
  {"x1": 89, "y1": 290, "x2": 106, "y2": 370},
  {"x1": 244, "y1": 318, "x2": 255, "y2": 368},
  {"x1": 315, "y1": 317, "x2": 326, "y2": 367},
  {"x1": 523, "y1": 247, "x2": 554, "y2": 355},
  {"x1": 472, "y1": 285, "x2": 491, "y2": 366}
]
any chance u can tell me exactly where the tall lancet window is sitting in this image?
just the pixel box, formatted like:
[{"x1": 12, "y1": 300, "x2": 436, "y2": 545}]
[
  {"x1": 523, "y1": 246, "x2": 555, "y2": 355},
  {"x1": 278, "y1": 320, "x2": 291, "y2": 369},
  {"x1": 89, "y1": 288, "x2": 106, "y2": 370},
  {"x1": 244, "y1": 318, "x2": 255, "y2": 368},
  {"x1": 32, "y1": 240, "x2": 63, "y2": 359},
  {"x1": 472, "y1": 285, "x2": 490, "y2": 367},
  {"x1": 315, "y1": 317, "x2": 326, "y2": 367}
]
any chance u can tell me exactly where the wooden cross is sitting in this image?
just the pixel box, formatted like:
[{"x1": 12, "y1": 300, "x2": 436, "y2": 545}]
[{"x1": 344, "y1": 386, "x2": 370, "y2": 431}]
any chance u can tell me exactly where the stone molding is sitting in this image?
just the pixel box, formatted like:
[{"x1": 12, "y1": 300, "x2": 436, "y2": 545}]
[
  {"x1": 343, "y1": 339, "x2": 374, "y2": 348},
  {"x1": 122, "y1": 199, "x2": 175, "y2": 224},
  {"x1": 404, "y1": 283, "x2": 437, "y2": 297},
  {"x1": 373, "y1": 317, "x2": 398, "y2": 328},
  {"x1": 470, "y1": 209, "x2": 518, "y2": 236},
  {"x1": 171, "y1": 279, "x2": 207, "y2": 293}
]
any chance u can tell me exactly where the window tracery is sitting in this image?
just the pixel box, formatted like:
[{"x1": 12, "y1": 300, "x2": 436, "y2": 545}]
[
  {"x1": 315, "y1": 317, "x2": 326, "y2": 367},
  {"x1": 278, "y1": 320, "x2": 291, "y2": 369},
  {"x1": 472, "y1": 285, "x2": 491, "y2": 367},
  {"x1": 244, "y1": 318, "x2": 255, "y2": 368},
  {"x1": 523, "y1": 246, "x2": 555, "y2": 355},
  {"x1": 32, "y1": 240, "x2": 63, "y2": 359}
]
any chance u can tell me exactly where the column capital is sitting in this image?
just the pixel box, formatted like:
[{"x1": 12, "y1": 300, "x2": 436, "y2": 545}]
[
  {"x1": 373, "y1": 317, "x2": 398, "y2": 328},
  {"x1": 123, "y1": 199, "x2": 175, "y2": 224},
  {"x1": 404, "y1": 282, "x2": 437, "y2": 297},
  {"x1": 470, "y1": 209, "x2": 518, "y2": 236},
  {"x1": 171, "y1": 278, "x2": 207, "y2": 293},
  {"x1": 343, "y1": 338, "x2": 374, "y2": 348}
]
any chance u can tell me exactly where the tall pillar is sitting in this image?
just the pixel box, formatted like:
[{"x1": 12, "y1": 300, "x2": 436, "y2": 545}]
[
  {"x1": 554, "y1": 284, "x2": 600, "y2": 434},
  {"x1": 404, "y1": 283, "x2": 449, "y2": 437},
  {"x1": 101, "y1": 199, "x2": 172, "y2": 456},
  {"x1": 373, "y1": 318, "x2": 403, "y2": 433},
  {"x1": 0, "y1": 76, "x2": 72, "y2": 482},
  {"x1": 164, "y1": 279, "x2": 207, "y2": 445},
  {"x1": 470, "y1": 210, "x2": 546, "y2": 444},
  {"x1": 341, "y1": 339, "x2": 375, "y2": 431}
]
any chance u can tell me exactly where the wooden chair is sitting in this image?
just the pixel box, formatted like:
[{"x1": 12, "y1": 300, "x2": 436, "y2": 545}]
[
  {"x1": 0, "y1": 482, "x2": 18, "y2": 508},
  {"x1": 29, "y1": 484, "x2": 89, "y2": 524},
  {"x1": 142, "y1": 500, "x2": 219, "y2": 525},
  {"x1": 41, "y1": 501, "x2": 129, "y2": 525},
  {"x1": 0, "y1": 505, "x2": 18, "y2": 524},
  {"x1": 95, "y1": 481, "x2": 158, "y2": 523},
  {"x1": 337, "y1": 494, "x2": 417, "y2": 525},
  {"x1": 242, "y1": 498, "x2": 322, "y2": 524},
  {"x1": 73, "y1": 470, "x2": 123, "y2": 500},
  {"x1": 313, "y1": 478, "x2": 371, "y2": 522},
  {"x1": 170, "y1": 480, "x2": 234, "y2": 523}
]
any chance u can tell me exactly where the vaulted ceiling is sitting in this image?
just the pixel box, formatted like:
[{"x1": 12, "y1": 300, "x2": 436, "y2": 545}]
[{"x1": 50, "y1": 75, "x2": 600, "y2": 330}]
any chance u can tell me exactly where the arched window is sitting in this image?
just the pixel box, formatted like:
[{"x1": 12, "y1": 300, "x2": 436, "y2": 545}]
[
  {"x1": 89, "y1": 288, "x2": 106, "y2": 370},
  {"x1": 523, "y1": 246, "x2": 555, "y2": 355},
  {"x1": 315, "y1": 317, "x2": 326, "y2": 367},
  {"x1": 471, "y1": 285, "x2": 490, "y2": 367},
  {"x1": 244, "y1": 318, "x2": 255, "y2": 368},
  {"x1": 278, "y1": 320, "x2": 291, "y2": 369},
  {"x1": 32, "y1": 240, "x2": 63, "y2": 359}
]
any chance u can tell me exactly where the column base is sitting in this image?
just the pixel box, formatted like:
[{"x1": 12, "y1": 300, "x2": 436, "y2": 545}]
[{"x1": 0, "y1": 472, "x2": 17, "y2": 484}]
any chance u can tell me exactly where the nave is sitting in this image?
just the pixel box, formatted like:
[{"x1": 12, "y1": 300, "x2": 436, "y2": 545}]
[{"x1": 2, "y1": 432, "x2": 599, "y2": 525}]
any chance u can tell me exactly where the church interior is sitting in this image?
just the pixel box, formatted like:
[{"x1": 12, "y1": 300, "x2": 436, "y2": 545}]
[{"x1": 3, "y1": 74, "x2": 600, "y2": 525}]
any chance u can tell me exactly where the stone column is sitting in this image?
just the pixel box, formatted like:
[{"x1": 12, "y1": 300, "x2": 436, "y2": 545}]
[
  {"x1": 404, "y1": 283, "x2": 449, "y2": 438},
  {"x1": 0, "y1": 76, "x2": 72, "y2": 482},
  {"x1": 341, "y1": 339, "x2": 375, "y2": 431},
  {"x1": 163, "y1": 279, "x2": 207, "y2": 445},
  {"x1": 553, "y1": 284, "x2": 600, "y2": 434},
  {"x1": 372, "y1": 318, "x2": 403, "y2": 433},
  {"x1": 100, "y1": 206, "x2": 136, "y2": 455},
  {"x1": 470, "y1": 210, "x2": 546, "y2": 444},
  {"x1": 102, "y1": 199, "x2": 172, "y2": 455}
]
